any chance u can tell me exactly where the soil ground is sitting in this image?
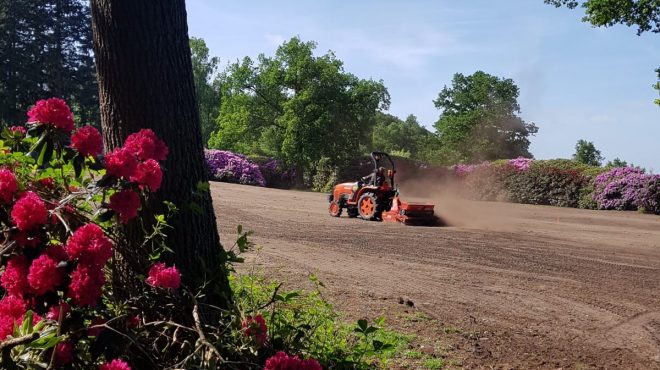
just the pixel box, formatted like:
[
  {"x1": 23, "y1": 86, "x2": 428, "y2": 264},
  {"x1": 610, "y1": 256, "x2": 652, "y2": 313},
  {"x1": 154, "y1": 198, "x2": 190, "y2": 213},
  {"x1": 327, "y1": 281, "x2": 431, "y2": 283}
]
[{"x1": 211, "y1": 182, "x2": 660, "y2": 369}]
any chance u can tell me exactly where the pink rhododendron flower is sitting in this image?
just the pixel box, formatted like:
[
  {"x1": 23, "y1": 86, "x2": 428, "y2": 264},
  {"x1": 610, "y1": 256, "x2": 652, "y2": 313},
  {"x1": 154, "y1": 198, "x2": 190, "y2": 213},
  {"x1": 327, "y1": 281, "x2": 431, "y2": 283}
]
[
  {"x1": 0, "y1": 295, "x2": 26, "y2": 319},
  {"x1": 44, "y1": 244, "x2": 68, "y2": 262},
  {"x1": 37, "y1": 177, "x2": 55, "y2": 189},
  {"x1": 65, "y1": 224, "x2": 113, "y2": 268},
  {"x1": 0, "y1": 169, "x2": 18, "y2": 203},
  {"x1": 124, "y1": 129, "x2": 168, "y2": 161},
  {"x1": 131, "y1": 159, "x2": 163, "y2": 191},
  {"x1": 242, "y1": 314, "x2": 268, "y2": 346},
  {"x1": 100, "y1": 359, "x2": 132, "y2": 370},
  {"x1": 11, "y1": 191, "x2": 48, "y2": 231},
  {"x1": 71, "y1": 125, "x2": 104, "y2": 157},
  {"x1": 264, "y1": 352, "x2": 322, "y2": 370},
  {"x1": 108, "y1": 190, "x2": 140, "y2": 224},
  {"x1": 54, "y1": 341, "x2": 74, "y2": 366},
  {"x1": 46, "y1": 303, "x2": 70, "y2": 321},
  {"x1": 67, "y1": 264, "x2": 105, "y2": 307},
  {"x1": 27, "y1": 98, "x2": 75, "y2": 133},
  {"x1": 105, "y1": 147, "x2": 138, "y2": 179},
  {"x1": 27, "y1": 253, "x2": 65, "y2": 295},
  {"x1": 10, "y1": 126, "x2": 27, "y2": 136},
  {"x1": 1, "y1": 255, "x2": 29, "y2": 297},
  {"x1": 146, "y1": 263, "x2": 181, "y2": 289},
  {"x1": 0, "y1": 315, "x2": 15, "y2": 340}
]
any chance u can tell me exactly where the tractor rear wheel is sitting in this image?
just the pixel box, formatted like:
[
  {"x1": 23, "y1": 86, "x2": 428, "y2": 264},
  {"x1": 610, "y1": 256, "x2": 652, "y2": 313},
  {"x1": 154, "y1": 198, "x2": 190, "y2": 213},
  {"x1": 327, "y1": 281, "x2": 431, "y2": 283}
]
[
  {"x1": 358, "y1": 193, "x2": 380, "y2": 221},
  {"x1": 329, "y1": 201, "x2": 342, "y2": 217}
]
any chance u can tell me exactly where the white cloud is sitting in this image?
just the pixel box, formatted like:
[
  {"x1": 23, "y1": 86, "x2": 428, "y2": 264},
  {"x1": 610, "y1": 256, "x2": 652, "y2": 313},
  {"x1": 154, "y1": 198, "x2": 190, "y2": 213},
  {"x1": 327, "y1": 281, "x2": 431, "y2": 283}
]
[{"x1": 332, "y1": 29, "x2": 475, "y2": 70}]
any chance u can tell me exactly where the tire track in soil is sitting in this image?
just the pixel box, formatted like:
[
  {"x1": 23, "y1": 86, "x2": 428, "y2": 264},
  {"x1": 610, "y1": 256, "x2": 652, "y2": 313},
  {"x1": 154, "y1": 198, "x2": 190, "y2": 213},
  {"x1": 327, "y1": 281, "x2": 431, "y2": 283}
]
[{"x1": 212, "y1": 182, "x2": 660, "y2": 369}]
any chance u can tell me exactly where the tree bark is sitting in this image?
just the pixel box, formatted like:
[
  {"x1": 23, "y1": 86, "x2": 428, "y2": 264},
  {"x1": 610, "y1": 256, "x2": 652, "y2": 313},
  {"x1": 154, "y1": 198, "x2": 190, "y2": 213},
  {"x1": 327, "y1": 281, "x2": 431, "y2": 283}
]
[{"x1": 90, "y1": 0, "x2": 231, "y2": 308}]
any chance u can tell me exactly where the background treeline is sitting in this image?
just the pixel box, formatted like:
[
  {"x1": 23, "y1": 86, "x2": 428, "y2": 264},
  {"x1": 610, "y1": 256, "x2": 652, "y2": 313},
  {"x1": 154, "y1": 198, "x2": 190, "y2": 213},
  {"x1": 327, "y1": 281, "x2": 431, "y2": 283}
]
[
  {"x1": 0, "y1": 0, "x2": 98, "y2": 126},
  {"x1": 192, "y1": 36, "x2": 540, "y2": 187}
]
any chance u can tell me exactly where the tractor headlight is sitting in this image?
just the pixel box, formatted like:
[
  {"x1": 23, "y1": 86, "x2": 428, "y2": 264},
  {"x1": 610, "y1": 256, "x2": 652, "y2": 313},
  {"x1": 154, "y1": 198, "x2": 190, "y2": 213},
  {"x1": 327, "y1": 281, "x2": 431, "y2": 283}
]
[{"x1": 352, "y1": 184, "x2": 358, "y2": 191}]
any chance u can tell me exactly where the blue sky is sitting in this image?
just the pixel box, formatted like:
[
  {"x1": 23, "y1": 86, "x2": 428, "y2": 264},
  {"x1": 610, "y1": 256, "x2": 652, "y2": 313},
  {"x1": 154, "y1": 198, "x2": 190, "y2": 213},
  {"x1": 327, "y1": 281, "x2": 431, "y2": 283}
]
[{"x1": 186, "y1": 0, "x2": 660, "y2": 170}]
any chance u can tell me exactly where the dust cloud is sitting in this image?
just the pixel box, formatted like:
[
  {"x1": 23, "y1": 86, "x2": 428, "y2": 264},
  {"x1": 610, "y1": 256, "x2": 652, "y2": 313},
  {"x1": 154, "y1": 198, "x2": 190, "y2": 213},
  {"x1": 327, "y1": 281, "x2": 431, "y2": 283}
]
[{"x1": 396, "y1": 174, "x2": 519, "y2": 231}]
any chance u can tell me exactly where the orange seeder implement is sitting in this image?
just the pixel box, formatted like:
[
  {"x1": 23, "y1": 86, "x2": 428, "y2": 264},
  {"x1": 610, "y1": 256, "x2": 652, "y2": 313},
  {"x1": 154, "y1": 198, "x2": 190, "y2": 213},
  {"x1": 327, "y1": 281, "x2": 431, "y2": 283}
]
[{"x1": 382, "y1": 195, "x2": 438, "y2": 226}]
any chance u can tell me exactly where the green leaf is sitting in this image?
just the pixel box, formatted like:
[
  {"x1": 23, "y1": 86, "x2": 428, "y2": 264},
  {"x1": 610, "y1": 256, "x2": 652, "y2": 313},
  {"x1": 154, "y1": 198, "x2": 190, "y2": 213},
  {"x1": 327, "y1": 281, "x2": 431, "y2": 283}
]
[
  {"x1": 21, "y1": 310, "x2": 33, "y2": 334},
  {"x1": 365, "y1": 326, "x2": 378, "y2": 335},
  {"x1": 196, "y1": 181, "x2": 210, "y2": 192},
  {"x1": 96, "y1": 174, "x2": 116, "y2": 188},
  {"x1": 237, "y1": 224, "x2": 243, "y2": 234},
  {"x1": 73, "y1": 154, "x2": 83, "y2": 178},
  {"x1": 96, "y1": 210, "x2": 115, "y2": 222},
  {"x1": 357, "y1": 319, "x2": 368, "y2": 332},
  {"x1": 284, "y1": 292, "x2": 300, "y2": 301},
  {"x1": 27, "y1": 132, "x2": 48, "y2": 158}
]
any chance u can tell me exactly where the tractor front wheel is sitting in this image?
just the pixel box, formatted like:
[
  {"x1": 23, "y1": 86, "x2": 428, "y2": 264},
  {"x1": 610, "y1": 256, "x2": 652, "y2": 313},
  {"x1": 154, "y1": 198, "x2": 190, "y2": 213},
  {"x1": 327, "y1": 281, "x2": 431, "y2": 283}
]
[
  {"x1": 358, "y1": 193, "x2": 380, "y2": 221},
  {"x1": 329, "y1": 201, "x2": 342, "y2": 217}
]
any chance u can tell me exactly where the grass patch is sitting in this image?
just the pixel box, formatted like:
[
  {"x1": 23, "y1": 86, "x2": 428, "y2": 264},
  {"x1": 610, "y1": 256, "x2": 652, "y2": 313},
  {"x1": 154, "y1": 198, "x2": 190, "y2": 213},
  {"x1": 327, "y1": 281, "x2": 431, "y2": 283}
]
[
  {"x1": 232, "y1": 273, "x2": 413, "y2": 368},
  {"x1": 424, "y1": 358, "x2": 446, "y2": 369},
  {"x1": 442, "y1": 326, "x2": 461, "y2": 334},
  {"x1": 403, "y1": 350, "x2": 424, "y2": 359}
]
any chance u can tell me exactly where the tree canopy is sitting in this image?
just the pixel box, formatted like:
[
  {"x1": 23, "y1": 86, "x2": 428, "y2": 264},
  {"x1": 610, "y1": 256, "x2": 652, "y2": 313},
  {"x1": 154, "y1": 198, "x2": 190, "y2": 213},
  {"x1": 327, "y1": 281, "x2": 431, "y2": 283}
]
[
  {"x1": 0, "y1": 0, "x2": 98, "y2": 125},
  {"x1": 573, "y1": 139, "x2": 604, "y2": 166},
  {"x1": 371, "y1": 113, "x2": 435, "y2": 159},
  {"x1": 190, "y1": 37, "x2": 221, "y2": 144},
  {"x1": 545, "y1": 0, "x2": 660, "y2": 34},
  {"x1": 433, "y1": 71, "x2": 538, "y2": 163},
  {"x1": 209, "y1": 37, "x2": 390, "y2": 183}
]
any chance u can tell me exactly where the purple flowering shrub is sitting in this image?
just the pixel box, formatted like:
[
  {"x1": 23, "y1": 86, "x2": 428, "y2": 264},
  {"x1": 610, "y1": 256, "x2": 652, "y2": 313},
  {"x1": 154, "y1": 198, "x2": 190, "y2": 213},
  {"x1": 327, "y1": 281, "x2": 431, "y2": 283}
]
[
  {"x1": 593, "y1": 167, "x2": 660, "y2": 213},
  {"x1": 204, "y1": 150, "x2": 266, "y2": 186},
  {"x1": 508, "y1": 157, "x2": 533, "y2": 171}
]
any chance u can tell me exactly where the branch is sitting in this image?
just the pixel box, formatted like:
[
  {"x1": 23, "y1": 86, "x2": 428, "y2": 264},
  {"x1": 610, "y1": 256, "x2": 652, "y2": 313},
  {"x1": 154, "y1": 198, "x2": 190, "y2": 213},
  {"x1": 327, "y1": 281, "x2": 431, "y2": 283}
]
[
  {"x1": 257, "y1": 282, "x2": 284, "y2": 310},
  {"x1": 191, "y1": 296, "x2": 224, "y2": 361},
  {"x1": 0, "y1": 332, "x2": 38, "y2": 350}
]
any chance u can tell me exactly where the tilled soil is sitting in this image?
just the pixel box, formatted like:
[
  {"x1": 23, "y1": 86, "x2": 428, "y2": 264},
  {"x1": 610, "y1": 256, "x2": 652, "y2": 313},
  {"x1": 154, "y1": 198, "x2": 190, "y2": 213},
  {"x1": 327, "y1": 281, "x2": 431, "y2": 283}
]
[{"x1": 212, "y1": 182, "x2": 660, "y2": 369}]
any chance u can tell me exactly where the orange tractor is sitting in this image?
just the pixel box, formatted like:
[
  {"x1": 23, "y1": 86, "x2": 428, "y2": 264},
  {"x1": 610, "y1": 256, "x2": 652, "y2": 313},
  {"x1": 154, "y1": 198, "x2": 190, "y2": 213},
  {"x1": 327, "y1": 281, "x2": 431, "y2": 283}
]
[{"x1": 327, "y1": 152, "x2": 439, "y2": 225}]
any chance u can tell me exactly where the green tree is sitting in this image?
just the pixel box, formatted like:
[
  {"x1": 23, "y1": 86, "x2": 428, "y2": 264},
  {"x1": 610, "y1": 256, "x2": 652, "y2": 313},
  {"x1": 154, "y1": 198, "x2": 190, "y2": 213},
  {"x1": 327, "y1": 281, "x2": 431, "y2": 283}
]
[
  {"x1": 210, "y1": 37, "x2": 390, "y2": 184},
  {"x1": 190, "y1": 37, "x2": 221, "y2": 144},
  {"x1": 545, "y1": 0, "x2": 660, "y2": 34},
  {"x1": 545, "y1": 0, "x2": 660, "y2": 105},
  {"x1": 573, "y1": 139, "x2": 604, "y2": 166},
  {"x1": 606, "y1": 157, "x2": 628, "y2": 167},
  {"x1": 655, "y1": 67, "x2": 660, "y2": 105},
  {"x1": 433, "y1": 71, "x2": 538, "y2": 163},
  {"x1": 371, "y1": 112, "x2": 433, "y2": 159},
  {"x1": 0, "y1": 0, "x2": 98, "y2": 125}
]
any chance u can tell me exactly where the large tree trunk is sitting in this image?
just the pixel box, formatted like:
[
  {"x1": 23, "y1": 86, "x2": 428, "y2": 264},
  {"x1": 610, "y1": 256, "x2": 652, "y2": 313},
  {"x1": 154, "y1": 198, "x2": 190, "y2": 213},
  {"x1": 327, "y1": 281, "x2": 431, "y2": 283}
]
[{"x1": 90, "y1": 0, "x2": 231, "y2": 308}]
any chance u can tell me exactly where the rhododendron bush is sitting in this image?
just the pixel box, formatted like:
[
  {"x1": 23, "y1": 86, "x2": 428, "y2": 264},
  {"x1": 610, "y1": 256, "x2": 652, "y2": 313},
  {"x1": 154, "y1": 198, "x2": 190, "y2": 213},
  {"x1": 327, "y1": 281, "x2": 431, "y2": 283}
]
[
  {"x1": 450, "y1": 158, "x2": 659, "y2": 213},
  {"x1": 0, "y1": 98, "x2": 178, "y2": 368},
  {"x1": 204, "y1": 149, "x2": 266, "y2": 186}
]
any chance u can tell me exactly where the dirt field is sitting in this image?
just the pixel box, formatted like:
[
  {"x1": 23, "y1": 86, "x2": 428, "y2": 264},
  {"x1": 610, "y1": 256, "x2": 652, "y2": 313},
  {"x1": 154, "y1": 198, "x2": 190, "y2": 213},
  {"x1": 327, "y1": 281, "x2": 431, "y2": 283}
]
[{"x1": 211, "y1": 182, "x2": 660, "y2": 369}]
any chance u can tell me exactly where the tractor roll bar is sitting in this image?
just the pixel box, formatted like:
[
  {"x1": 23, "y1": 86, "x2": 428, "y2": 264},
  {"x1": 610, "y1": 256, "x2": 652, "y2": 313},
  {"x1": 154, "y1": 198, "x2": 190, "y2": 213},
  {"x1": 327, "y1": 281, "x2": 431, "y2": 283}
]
[{"x1": 371, "y1": 152, "x2": 396, "y2": 187}]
